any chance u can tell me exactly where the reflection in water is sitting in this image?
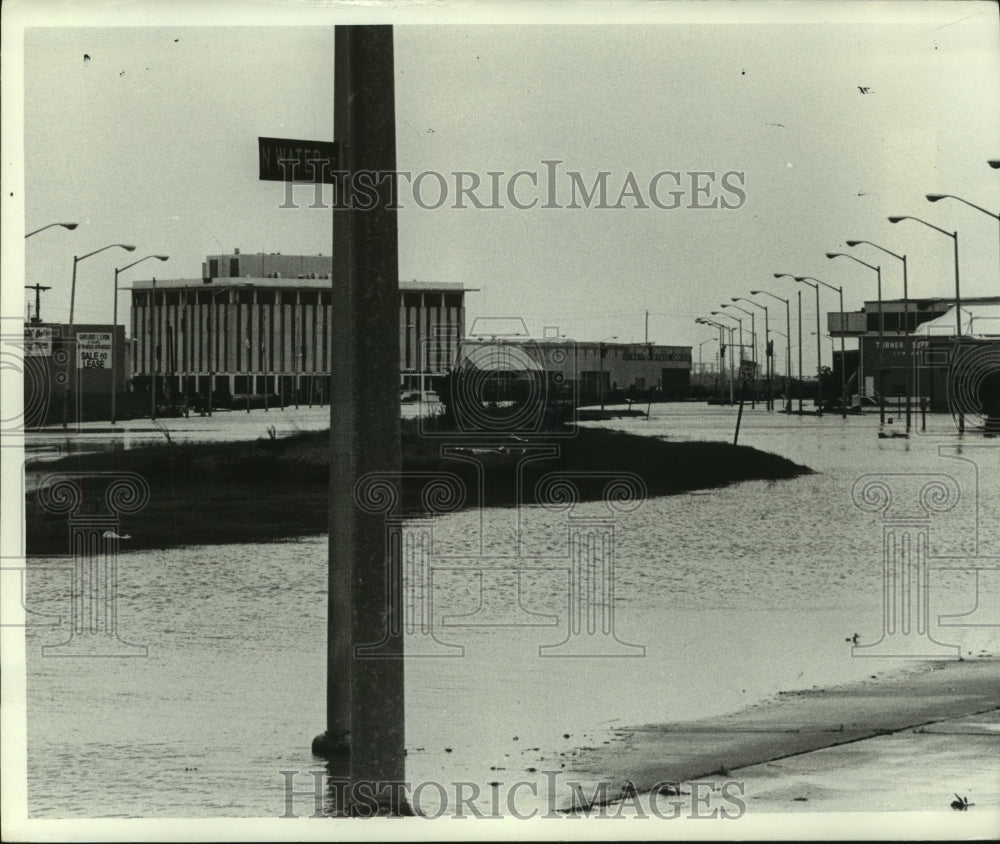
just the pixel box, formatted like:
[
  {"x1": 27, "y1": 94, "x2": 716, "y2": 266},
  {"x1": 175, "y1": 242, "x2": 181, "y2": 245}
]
[{"x1": 24, "y1": 405, "x2": 999, "y2": 817}]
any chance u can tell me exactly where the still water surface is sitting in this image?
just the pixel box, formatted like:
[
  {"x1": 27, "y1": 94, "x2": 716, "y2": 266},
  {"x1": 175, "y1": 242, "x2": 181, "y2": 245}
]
[{"x1": 23, "y1": 405, "x2": 999, "y2": 817}]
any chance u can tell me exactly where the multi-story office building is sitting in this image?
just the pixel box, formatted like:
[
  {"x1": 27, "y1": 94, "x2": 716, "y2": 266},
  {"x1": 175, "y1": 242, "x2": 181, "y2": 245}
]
[{"x1": 129, "y1": 251, "x2": 470, "y2": 404}]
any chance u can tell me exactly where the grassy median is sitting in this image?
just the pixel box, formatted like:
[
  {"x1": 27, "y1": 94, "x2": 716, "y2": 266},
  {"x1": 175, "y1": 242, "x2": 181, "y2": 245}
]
[{"x1": 25, "y1": 419, "x2": 811, "y2": 553}]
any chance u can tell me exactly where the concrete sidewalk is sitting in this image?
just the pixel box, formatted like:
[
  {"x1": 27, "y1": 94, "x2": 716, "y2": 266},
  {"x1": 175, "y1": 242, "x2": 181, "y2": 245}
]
[{"x1": 562, "y1": 659, "x2": 999, "y2": 816}]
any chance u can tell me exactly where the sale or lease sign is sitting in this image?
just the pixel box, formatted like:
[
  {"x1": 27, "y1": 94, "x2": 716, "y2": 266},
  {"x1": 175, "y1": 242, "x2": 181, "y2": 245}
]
[{"x1": 77, "y1": 332, "x2": 112, "y2": 369}]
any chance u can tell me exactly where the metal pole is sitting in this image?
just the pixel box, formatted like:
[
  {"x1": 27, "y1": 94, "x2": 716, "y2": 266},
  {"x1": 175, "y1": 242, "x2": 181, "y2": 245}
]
[
  {"x1": 599, "y1": 343, "x2": 605, "y2": 410},
  {"x1": 785, "y1": 300, "x2": 791, "y2": 412},
  {"x1": 150, "y1": 278, "x2": 157, "y2": 421},
  {"x1": 953, "y1": 231, "x2": 962, "y2": 337},
  {"x1": 953, "y1": 231, "x2": 964, "y2": 433},
  {"x1": 317, "y1": 25, "x2": 405, "y2": 812},
  {"x1": 111, "y1": 268, "x2": 119, "y2": 424},
  {"x1": 877, "y1": 266, "x2": 885, "y2": 425},
  {"x1": 69, "y1": 256, "x2": 79, "y2": 326},
  {"x1": 797, "y1": 290, "x2": 803, "y2": 413},
  {"x1": 903, "y1": 256, "x2": 911, "y2": 432},
  {"x1": 838, "y1": 287, "x2": 846, "y2": 419},
  {"x1": 814, "y1": 285, "x2": 822, "y2": 415}
]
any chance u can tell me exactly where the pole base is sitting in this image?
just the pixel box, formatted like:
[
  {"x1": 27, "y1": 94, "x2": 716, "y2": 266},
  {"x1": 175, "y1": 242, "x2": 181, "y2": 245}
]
[{"x1": 311, "y1": 730, "x2": 350, "y2": 758}]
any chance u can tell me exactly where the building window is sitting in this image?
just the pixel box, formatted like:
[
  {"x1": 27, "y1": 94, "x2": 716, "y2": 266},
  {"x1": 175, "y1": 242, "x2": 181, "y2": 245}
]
[{"x1": 229, "y1": 258, "x2": 239, "y2": 278}]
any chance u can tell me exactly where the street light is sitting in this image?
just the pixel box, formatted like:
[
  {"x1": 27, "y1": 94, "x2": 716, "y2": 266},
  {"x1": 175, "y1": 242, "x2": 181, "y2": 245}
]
[
  {"x1": 722, "y1": 303, "x2": 758, "y2": 408},
  {"x1": 598, "y1": 335, "x2": 618, "y2": 409},
  {"x1": 888, "y1": 215, "x2": 962, "y2": 336},
  {"x1": 698, "y1": 318, "x2": 736, "y2": 403},
  {"x1": 734, "y1": 296, "x2": 772, "y2": 409},
  {"x1": 845, "y1": 239, "x2": 911, "y2": 430},
  {"x1": 809, "y1": 266, "x2": 848, "y2": 420},
  {"x1": 26, "y1": 222, "x2": 77, "y2": 238},
  {"x1": 926, "y1": 193, "x2": 1000, "y2": 289},
  {"x1": 751, "y1": 289, "x2": 792, "y2": 412},
  {"x1": 773, "y1": 274, "x2": 806, "y2": 413},
  {"x1": 793, "y1": 277, "x2": 823, "y2": 414},
  {"x1": 989, "y1": 160, "x2": 1000, "y2": 169},
  {"x1": 70, "y1": 243, "x2": 136, "y2": 325},
  {"x1": 112, "y1": 255, "x2": 169, "y2": 424}
]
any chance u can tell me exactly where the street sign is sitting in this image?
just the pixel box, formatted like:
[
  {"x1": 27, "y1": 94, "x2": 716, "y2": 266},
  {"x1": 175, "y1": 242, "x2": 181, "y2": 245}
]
[
  {"x1": 738, "y1": 359, "x2": 758, "y2": 381},
  {"x1": 258, "y1": 136, "x2": 339, "y2": 183}
]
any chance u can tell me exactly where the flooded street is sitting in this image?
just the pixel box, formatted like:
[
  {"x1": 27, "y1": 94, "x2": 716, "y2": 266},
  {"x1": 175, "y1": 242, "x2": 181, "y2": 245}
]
[{"x1": 22, "y1": 404, "x2": 999, "y2": 817}]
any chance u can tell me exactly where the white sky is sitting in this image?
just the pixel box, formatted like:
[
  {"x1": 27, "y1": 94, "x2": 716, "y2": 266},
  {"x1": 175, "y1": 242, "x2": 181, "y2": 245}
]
[{"x1": 5, "y1": 0, "x2": 1000, "y2": 363}]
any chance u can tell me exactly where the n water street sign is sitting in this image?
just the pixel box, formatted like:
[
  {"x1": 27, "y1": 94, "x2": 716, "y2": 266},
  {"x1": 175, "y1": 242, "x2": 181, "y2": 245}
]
[{"x1": 258, "y1": 137, "x2": 340, "y2": 183}]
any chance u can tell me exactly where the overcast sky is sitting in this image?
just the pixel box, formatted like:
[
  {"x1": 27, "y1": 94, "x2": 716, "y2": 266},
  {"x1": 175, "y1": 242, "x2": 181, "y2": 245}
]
[{"x1": 7, "y1": 0, "x2": 1000, "y2": 363}]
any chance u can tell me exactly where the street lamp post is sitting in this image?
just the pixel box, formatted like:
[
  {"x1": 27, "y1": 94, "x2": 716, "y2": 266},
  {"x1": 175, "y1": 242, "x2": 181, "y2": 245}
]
[
  {"x1": 805, "y1": 270, "x2": 848, "y2": 420},
  {"x1": 69, "y1": 243, "x2": 136, "y2": 326},
  {"x1": 599, "y1": 335, "x2": 617, "y2": 409},
  {"x1": 112, "y1": 255, "x2": 169, "y2": 424},
  {"x1": 722, "y1": 303, "x2": 758, "y2": 408},
  {"x1": 889, "y1": 216, "x2": 961, "y2": 337},
  {"x1": 774, "y1": 274, "x2": 809, "y2": 412},
  {"x1": 889, "y1": 214, "x2": 964, "y2": 431},
  {"x1": 735, "y1": 297, "x2": 772, "y2": 409},
  {"x1": 711, "y1": 311, "x2": 746, "y2": 404},
  {"x1": 697, "y1": 319, "x2": 733, "y2": 402},
  {"x1": 926, "y1": 193, "x2": 999, "y2": 290},
  {"x1": 751, "y1": 289, "x2": 791, "y2": 412},
  {"x1": 25, "y1": 222, "x2": 78, "y2": 238},
  {"x1": 845, "y1": 239, "x2": 911, "y2": 430},
  {"x1": 793, "y1": 278, "x2": 823, "y2": 415}
]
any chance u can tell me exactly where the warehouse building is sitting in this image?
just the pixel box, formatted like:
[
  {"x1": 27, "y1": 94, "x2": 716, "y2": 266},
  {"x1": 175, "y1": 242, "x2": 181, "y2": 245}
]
[
  {"x1": 828, "y1": 296, "x2": 1000, "y2": 413},
  {"x1": 454, "y1": 336, "x2": 692, "y2": 405},
  {"x1": 129, "y1": 251, "x2": 470, "y2": 406}
]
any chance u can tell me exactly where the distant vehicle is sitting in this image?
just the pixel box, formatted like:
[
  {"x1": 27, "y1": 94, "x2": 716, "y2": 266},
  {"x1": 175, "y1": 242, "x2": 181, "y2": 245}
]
[{"x1": 400, "y1": 390, "x2": 439, "y2": 404}]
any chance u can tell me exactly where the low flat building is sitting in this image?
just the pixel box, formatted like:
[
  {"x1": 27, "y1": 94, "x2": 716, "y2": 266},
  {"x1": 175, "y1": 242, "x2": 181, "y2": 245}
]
[
  {"x1": 455, "y1": 336, "x2": 692, "y2": 403},
  {"x1": 828, "y1": 296, "x2": 1000, "y2": 412}
]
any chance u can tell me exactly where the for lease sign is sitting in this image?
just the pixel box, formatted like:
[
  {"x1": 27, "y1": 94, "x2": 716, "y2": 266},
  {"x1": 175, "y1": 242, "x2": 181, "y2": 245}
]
[{"x1": 77, "y1": 332, "x2": 112, "y2": 369}]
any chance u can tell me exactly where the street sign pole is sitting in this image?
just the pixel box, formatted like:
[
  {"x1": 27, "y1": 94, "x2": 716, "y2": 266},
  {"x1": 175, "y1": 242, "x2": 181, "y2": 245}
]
[
  {"x1": 734, "y1": 359, "x2": 756, "y2": 445},
  {"x1": 315, "y1": 25, "x2": 406, "y2": 814}
]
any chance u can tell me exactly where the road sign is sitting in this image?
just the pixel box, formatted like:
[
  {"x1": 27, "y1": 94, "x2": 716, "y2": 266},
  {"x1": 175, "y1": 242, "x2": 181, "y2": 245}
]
[
  {"x1": 738, "y1": 359, "x2": 758, "y2": 381},
  {"x1": 258, "y1": 136, "x2": 339, "y2": 182}
]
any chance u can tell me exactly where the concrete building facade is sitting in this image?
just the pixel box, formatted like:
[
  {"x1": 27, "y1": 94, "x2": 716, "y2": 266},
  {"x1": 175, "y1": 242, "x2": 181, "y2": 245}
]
[{"x1": 129, "y1": 252, "x2": 469, "y2": 405}]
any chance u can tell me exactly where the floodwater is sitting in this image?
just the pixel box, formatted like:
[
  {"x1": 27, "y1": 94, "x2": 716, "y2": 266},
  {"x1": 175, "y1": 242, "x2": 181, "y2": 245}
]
[{"x1": 20, "y1": 404, "x2": 1000, "y2": 818}]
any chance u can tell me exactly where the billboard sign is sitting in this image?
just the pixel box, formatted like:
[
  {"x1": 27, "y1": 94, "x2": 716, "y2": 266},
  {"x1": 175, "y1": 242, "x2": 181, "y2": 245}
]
[
  {"x1": 77, "y1": 332, "x2": 112, "y2": 369},
  {"x1": 24, "y1": 326, "x2": 53, "y2": 357}
]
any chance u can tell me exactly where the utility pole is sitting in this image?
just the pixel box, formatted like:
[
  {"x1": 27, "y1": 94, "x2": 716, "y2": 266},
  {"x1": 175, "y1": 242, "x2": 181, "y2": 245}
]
[
  {"x1": 314, "y1": 25, "x2": 405, "y2": 814},
  {"x1": 24, "y1": 284, "x2": 51, "y2": 323}
]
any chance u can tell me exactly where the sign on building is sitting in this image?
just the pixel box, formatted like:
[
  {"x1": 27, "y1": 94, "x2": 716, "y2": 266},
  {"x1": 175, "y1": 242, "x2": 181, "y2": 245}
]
[
  {"x1": 24, "y1": 326, "x2": 53, "y2": 357},
  {"x1": 77, "y1": 332, "x2": 112, "y2": 369}
]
